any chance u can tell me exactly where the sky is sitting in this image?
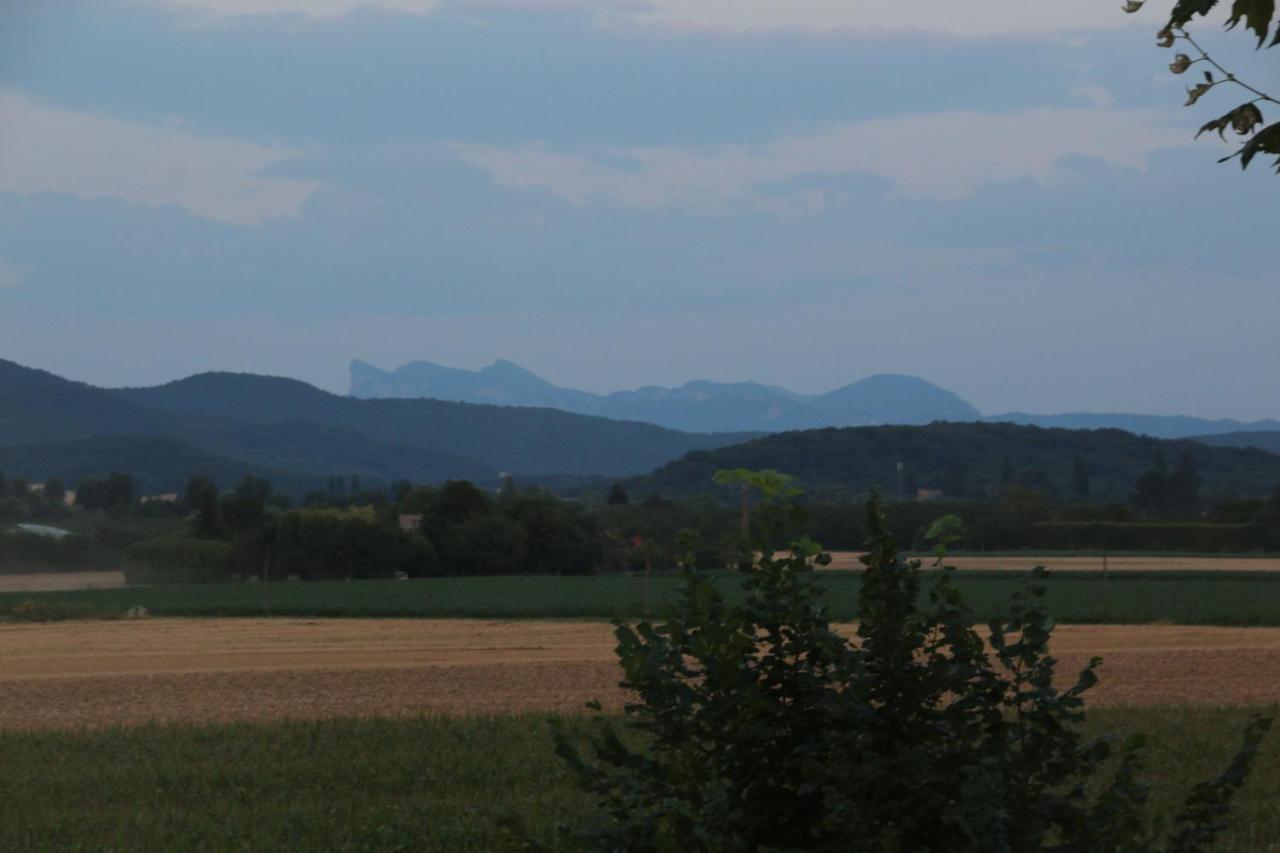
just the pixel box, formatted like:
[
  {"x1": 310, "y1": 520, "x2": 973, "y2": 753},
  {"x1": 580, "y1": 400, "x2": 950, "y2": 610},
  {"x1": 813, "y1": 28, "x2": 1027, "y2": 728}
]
[{"x1": 0, "y1": 0, "x2": 1276, "y2": 419}]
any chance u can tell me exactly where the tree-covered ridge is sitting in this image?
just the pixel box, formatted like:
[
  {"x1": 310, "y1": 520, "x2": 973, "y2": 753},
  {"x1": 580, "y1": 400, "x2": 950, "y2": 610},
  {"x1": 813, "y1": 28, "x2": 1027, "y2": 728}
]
[
  {"x1": 1194, "y1": 430, "x2": 1280, "y2": 455},
  {"x1": 0, "y1": 359, "x2": 750, "y2": 491},
  {"x1": 629, "y1": 421, "x2": 1280, "y2": 503}
]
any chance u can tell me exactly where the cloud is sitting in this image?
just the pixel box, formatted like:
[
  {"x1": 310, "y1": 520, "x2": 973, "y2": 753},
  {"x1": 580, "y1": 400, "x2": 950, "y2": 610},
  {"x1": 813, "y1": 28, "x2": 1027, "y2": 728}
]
[
  {"x1": 610, "y1": 0, "x2": 1146, "y2": 36},
  {"x1": 142, "y1": 0, "x2": 1147, "y2": 35},
  {"x1": 456, "y1": 106, "x2": 1190, "y2": 210},
  {"x1": 150, "y1": 0, "x2": 439, "y2": 19},
  {"x1": 0, "y1": 91, "x2": 320, "y2": 225}
]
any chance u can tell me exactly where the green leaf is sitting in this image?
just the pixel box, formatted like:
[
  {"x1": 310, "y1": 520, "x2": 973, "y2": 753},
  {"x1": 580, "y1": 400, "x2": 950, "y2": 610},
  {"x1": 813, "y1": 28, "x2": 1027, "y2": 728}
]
[
  {"x1": 1225, "y1": 120, "x2": 1280, "y2": 170},
  {"x1": 1227, "y1": 0, "x2": 1276, "y2": 46},
  {"x1": 1197, "y1": 102, "x2": 1265, "y2": 138},
  {"x1": 1169, "y1": 0, "x2": 1219, "y2": 27}
]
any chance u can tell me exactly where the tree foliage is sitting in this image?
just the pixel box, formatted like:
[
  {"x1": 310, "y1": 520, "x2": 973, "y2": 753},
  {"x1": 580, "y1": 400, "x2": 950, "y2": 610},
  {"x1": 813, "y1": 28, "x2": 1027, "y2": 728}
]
[
  {"x1": 1128, "y1": 0, "x2": 1280, "y2": 172},
  {"x1": 554, "y1": 483, "x2": 1271, "y2": 851}
]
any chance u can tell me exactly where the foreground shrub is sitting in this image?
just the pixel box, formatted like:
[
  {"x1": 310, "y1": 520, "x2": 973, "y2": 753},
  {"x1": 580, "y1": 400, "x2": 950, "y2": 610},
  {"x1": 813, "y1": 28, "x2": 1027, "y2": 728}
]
[
  {"x1": 124, "y1": 537, "x2": 232, "y2": 584},
  {"x1": 555, "y1": 489, "x2": 1272, "y2": 851}
]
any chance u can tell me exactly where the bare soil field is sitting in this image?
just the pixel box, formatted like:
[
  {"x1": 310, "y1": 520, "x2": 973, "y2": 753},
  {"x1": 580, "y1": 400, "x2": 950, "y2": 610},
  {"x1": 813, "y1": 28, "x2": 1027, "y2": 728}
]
[
  {"x1": 1, "y1": 619, "x2": 1279, "y2": 729},
  {"x1": 0, "y1": 571, "x2": 126, "y2": 593},
  {"x1": 821, "y1": 552, "x2": 1280, "y2": 572}
]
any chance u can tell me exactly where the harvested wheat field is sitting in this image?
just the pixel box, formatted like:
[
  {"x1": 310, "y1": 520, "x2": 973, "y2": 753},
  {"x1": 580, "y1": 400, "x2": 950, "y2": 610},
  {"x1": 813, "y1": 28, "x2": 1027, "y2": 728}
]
[
  {"x1": 821, "y1": 552, "x2": 1280, "y2": 572},
  {"x1": 1, "y1": 619, "x2": 1279, "y2": 730},
  {"x1": 0, "y1": 571, "x2": 126, "y2": 593}
]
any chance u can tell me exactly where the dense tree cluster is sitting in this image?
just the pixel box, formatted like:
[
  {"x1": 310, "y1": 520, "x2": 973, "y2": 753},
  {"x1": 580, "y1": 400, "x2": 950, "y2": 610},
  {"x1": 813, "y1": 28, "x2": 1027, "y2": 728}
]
[
  {"x1": 8, "y1": 445, "x2": 1280, "y2": 580},
  {"x1": 630, "y1": 422, "x2": 1280, "y2": 506}
]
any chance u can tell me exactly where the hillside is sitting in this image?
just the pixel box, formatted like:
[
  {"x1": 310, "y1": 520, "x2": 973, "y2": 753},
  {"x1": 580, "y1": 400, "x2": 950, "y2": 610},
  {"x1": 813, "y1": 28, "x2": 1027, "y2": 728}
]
[
  {"x1": 0, "y1": 360, "x2": 169, "y2": 444},
  {"x1": 1192, "y1": 431, "x2": 1280, "y2": 456},
  {"x1": 629, "y1": 422, "x2": 1280, "y2": 503},
  {"x1": 0, "y1": 437, "x2": 309, "y2": 496},
  {"x1": 115, "y1": 372, "x2": 747, "y2": 476},
  {"x1": 350, "y1": 358, "x2": 980, "y2": 432},
  {"x1": 0, "y1": 359, "x2": 750, "y2": 492},
  {"x1": 987, "y1": 412, "x2": 1280, "y2": 440}
]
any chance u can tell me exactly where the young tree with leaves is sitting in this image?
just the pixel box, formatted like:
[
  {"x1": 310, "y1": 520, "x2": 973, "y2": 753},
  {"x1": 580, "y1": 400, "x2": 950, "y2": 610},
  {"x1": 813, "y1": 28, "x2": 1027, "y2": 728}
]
[
  {"x1": 1125, "y1": 0, "x2": 1280, "y2": 172},
  {"x1": 554, "y1": 477, "x2": 1271, "y2": 851}
]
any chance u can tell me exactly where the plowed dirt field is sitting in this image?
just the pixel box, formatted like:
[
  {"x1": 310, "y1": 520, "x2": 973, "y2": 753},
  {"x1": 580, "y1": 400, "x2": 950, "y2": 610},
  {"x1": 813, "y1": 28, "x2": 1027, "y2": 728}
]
[{"x1": 1, "y1": 619, "x2": 1278, "y2": 729}]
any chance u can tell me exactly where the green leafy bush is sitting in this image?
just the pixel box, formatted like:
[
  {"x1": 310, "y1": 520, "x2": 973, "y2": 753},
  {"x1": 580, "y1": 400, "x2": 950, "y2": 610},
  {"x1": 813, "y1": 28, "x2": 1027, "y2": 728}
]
[
  {"x1": 555, "y1": 489, "x2": 1271, "y2": 851},
  {"x1": 124, "y1": 537, "x2": 233, "y2": 584},
  {"x1": 0, "y1": 531, "x2": 102, "y2": 573}
]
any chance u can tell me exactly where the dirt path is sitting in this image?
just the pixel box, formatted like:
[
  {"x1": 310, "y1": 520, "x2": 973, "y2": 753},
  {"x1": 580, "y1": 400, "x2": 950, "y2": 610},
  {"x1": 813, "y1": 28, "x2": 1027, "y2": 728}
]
[
  {"x1": 821, "y1": 552, "x2": 1280, "y2": 572},
  {"x1": 0, "y1": 571, "x2": 126, "y2": 592},
  {"x1": 0, "y1": 619, "x2": 1277, "y2": 729}
]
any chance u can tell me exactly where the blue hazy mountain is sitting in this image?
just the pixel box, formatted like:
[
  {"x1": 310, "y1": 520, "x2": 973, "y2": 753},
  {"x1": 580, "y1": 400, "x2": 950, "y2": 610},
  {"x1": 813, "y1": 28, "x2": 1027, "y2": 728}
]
[
  {"x1": 350, "y1": 359, "x2": 981, "y2": 432},
  {"x1": 352, "y1": 358, "x2": 1280, "y2": 439}
]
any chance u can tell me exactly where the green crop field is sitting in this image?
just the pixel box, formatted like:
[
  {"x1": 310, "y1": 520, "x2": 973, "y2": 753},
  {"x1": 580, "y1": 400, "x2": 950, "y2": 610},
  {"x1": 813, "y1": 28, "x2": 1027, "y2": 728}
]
[
  {"x1": 0, "y1": 708, "x2": 1274, "y2": 851},
  {"x1": 5, "y1": 570, "x2": 1280, "y2": 625}
]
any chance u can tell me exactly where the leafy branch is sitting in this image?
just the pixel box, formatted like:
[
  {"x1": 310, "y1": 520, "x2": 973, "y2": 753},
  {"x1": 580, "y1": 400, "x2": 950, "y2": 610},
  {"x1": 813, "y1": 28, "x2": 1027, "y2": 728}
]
[{"x1": 1126, "y1": 0, "x2": 1280, "y2": 172}]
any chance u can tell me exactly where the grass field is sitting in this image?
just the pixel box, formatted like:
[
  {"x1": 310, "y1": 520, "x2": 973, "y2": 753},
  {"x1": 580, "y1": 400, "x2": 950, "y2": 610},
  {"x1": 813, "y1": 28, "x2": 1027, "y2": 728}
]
[
  {"x1": 0, "y1": 709, "x2": 1274, "y2": 851},
  {"x1": 7, "y1": 570, "x2": 1280, "y2": 625}
]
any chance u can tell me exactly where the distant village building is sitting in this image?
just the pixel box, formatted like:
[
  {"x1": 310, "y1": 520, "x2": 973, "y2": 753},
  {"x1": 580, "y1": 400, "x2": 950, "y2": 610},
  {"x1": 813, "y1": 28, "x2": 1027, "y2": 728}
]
[
  {"x1": 63, "y1": 490, "x2": 76, "y2": 507},
  {"x1": 27, "y1": 483, "x2": 45, "y2": 495},
  {"x1": 398, "y1": 514, "x2": 423, "y2": 533},
  {"x1": 915, "y1": 488, "x2": 944, "y2": 502},
  {"x1": 140, "y1": 493, "x2": 180, "y2": 505}
]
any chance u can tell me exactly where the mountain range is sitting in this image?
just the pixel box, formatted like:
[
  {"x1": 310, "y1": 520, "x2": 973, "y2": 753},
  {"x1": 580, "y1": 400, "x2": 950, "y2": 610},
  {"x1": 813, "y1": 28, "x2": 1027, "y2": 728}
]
[
  {"x1": 350, "y1": 359, "x2": 983, "y2": 433},
  {"x1": 4, "y1": 356, "x2": 1279, "y2": 501},
  {"x1": 0, "y1": 359, "x2": 748, "y2": 494},
  {"x1": 350, "y1": 358, "x2": 1280, "y2": 439}
]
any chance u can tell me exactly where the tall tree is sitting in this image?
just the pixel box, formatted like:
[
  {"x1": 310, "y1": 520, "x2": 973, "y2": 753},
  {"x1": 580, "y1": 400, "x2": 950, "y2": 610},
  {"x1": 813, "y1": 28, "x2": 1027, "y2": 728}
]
[
  {"x1": 1072, "y1": 456, "x2": 1092, "y2": 499},
  {"x1": 607, "y1": 481, "x2": 631, "y2": 506},
  {"x1": 943, "y1": 456, "x2": 968, "y2": 498}
]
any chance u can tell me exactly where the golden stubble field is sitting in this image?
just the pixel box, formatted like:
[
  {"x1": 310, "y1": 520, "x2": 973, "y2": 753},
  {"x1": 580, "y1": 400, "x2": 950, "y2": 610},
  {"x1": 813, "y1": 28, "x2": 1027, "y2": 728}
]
[{"x1": 1, "y1": 618, "x2": 1279, "y2": 729}]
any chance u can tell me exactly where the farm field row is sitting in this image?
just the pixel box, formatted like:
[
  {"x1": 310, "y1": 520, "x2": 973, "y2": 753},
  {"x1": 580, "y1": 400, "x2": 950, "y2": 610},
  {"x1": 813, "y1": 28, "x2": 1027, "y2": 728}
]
[
  {"x1": 823, "y1": 552, "x2": 1280, "y2": 572},
  {"x1": 8, "y1": 569, "x2": 1280, "y2": 624},
  {"x1": 0, "y1": 709, "x2": 1274, "y2": 851},
  {"x1": 2, "y1": 618, "x2": 1280, "y2": 729}
]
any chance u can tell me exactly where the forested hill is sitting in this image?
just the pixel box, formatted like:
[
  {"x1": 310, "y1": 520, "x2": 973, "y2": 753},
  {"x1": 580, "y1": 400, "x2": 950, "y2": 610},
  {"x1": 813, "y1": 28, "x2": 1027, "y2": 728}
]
[
  {"x1": 114, "y1": 372, "x2": 750, "y2": 476},
  {"x1": 628, "y1": 422, "x2": 1280, "y2": 503},
  {"x1": 1192, "y1": 431, "x2": 1280, "y2": 455},
  {"x1": 0, "y1": 359, "x2": 751, "y2": 492}
]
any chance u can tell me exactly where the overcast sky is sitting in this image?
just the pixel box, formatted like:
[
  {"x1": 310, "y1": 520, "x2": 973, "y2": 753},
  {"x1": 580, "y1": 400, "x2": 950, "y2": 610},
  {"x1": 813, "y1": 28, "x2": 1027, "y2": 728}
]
[{"x1": 0, "y1": 0, "x2": 1275, "y2": 418}]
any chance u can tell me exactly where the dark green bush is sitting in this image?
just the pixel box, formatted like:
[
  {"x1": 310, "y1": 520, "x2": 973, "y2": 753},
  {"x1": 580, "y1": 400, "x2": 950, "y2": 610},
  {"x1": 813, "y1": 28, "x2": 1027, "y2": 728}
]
[
  {"x1": 124, "y1": 537, "x2": 233, "y2": 584},
  {"x1": 274, "y1": 509, "x2": 438, "y2": 580},
  {"x1": 1031, "y1": 521, "x2": 1271, "y2": 553},
  {"x1": 0, "y1": 532, "x2": 102, "y2": 574},
  {"x1": 555, "y1": 490, "x2": 1272, "y2": 851}
]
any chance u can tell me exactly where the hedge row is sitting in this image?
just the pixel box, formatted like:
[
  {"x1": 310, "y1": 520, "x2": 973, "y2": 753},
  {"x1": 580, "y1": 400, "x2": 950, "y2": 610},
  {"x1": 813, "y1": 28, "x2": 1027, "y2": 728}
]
[
  {"x1": 124, "y1": 537, "x2": 233, "y2": 584},
  {"x1": 0, "y1": 532, "x2": 106, "y2": 574},
  {"x1": 1029, "y1": 522, "x2": 1272, "y2": 553}
]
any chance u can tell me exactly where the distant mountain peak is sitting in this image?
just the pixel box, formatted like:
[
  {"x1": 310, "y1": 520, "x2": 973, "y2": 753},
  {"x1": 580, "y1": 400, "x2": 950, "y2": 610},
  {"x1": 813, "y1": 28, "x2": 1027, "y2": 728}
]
[{"x1": 347, "y1": 357, "x2": 985, "y2": 433}]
